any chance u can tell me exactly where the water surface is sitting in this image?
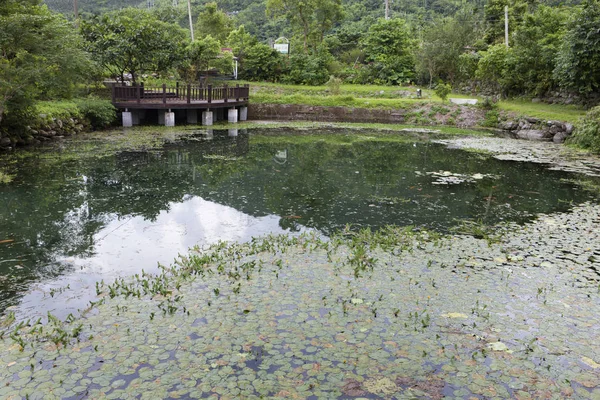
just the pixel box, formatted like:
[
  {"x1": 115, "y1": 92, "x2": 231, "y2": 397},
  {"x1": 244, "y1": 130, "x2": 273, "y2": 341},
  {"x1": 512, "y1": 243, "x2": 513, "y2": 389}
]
[{"x1": 0, "y1": 128, "x2": 598, "y2": 319}]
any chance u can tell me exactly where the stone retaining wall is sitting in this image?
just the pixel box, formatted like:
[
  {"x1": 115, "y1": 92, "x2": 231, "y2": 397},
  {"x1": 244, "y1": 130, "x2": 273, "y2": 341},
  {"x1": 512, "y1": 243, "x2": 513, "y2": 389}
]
[
  {"x1": 0, "y1": 116, "x2": 90, "y2": 149},
  {"x1": 499, "y1": 117, "x2": 574, "y2": 143}
]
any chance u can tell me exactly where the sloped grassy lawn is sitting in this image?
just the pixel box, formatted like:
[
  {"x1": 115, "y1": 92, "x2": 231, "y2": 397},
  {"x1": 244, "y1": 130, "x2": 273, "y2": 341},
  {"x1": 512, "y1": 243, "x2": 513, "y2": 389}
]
[{"x1": 1, "y1": 204, "x2": 600, "y2": 399}]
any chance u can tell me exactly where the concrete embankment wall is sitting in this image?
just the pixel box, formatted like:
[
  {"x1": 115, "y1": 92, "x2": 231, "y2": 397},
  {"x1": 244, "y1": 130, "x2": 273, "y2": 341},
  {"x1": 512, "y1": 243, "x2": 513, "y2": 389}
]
[{"x1": 248, "y1": 104, "x2": 407, "y2": 124}]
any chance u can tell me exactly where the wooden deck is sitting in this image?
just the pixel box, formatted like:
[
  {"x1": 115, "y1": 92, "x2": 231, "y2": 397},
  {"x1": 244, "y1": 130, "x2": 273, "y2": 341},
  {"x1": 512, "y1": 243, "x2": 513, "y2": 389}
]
[{"x1": 111, "y1": 83, "x2": 250, "y2": 110}]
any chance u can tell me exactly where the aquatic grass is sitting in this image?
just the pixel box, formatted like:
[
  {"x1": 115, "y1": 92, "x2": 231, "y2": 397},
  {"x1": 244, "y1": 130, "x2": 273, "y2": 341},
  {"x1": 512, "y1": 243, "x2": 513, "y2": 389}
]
[
  {"x1": 243, "y1": 123, "x2": 490, "y2": 141},
  {"x1": 0, "y1": 226, "x2": 442, "y2": 348},
  {"x1": 2, "y1": 203, "x2": 600, "y2": 397},
  {"x1": 450, "y1": 219, "x2": 505, "y2": 245},
  {"x1": 0, "y1": 170, "x2": 14, "y2": 183}
]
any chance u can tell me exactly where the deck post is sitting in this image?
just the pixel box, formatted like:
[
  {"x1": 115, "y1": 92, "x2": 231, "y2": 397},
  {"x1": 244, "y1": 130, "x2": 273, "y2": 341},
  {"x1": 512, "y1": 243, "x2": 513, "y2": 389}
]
[
  {"x1": 239, "y1": 106, "x2": 248, "y2": 121},
  {"x1": 187, "y1": 84, "x2": 191, "y2": 104},
  {"x1": 228, "y1": 108, "x2": 238, "y2": 123},
  {"x1": 176, "y1": 82, "x2": 180, "y2": 98},
  {"x1": 207, "y1": 85, "x2": 212, "y2": 103},
  {"x1": 165, "y1": 109, "x2": 175, "y2": 127},
  {"x1": 136, "y1": 84, "x2": 141, "y2": 104},
  {"x1": 162, "y1": 84, "x2": 167, "y2": 104},
  {"x1": 236, "y1": 84, "x2": 240, "y2": 101},
  {"x1": 224, "y1": 84, "x2": 228, "y2": 103},
  {"x1": 202, "y1": 109, "x2": 213, "y2": 126},
  {"x1": 122, "y1": 108, "x2": 132, "y2": 127}
]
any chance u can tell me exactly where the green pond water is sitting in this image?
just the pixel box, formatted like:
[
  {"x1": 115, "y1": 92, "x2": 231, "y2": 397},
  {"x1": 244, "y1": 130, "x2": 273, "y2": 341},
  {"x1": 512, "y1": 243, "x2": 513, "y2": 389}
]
[{"x1": 0, "y1": 128, "x2": 598, "y2": 321}]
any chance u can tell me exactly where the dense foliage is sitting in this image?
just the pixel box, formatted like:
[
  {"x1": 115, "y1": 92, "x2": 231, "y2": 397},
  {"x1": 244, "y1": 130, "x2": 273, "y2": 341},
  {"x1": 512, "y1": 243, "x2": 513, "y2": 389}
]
[
  {"x1": 568, "y1": 106, "x2": 600, "y2": 153},
  {"x1": 80, "y1": 8, "x2": 187, "y2": 83},
  {"x1": 37, "y1": 0, "x2": 597, "y2": 104},
  {"x1": 1, "y1": 0, "x2": 91, "y2": 135}
]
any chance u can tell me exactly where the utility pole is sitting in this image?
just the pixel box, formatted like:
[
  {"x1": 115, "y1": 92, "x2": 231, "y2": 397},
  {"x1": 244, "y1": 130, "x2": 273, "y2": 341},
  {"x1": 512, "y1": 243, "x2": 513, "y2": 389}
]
[
  {"x1": 385, "y1": 0, "x2": 390, "y2": 19},
  {"x1": 504, "y1": 5, "x2": 509, "y2": 47},
  {"x1": 73, "y1": 0, "x2": 79, "y2": 27},
  {"x1": 187, "y1": 0, "x2": 194, "y2": 41}
]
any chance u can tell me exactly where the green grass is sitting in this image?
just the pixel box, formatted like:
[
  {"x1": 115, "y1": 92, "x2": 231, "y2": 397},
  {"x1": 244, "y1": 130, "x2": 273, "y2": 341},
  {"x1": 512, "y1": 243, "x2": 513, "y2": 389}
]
[
  {"x1": 36, "y1": 100, "x2": 82, "y2": 120},
  {"x1": 251, "y1": 92, "x2": 424, "y2": 109},
  {"x1": 496, "y1": 100, "x2": 586, "y2": 124},
  {"x1": 242, "y1": 80, "x2": 427, "y2": 99}
]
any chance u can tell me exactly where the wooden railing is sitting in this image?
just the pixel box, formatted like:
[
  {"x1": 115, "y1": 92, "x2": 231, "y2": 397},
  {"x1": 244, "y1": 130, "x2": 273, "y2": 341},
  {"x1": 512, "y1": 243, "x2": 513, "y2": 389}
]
[{"x1": 112, "y1": 83, "x2": 250, "y2": 104}]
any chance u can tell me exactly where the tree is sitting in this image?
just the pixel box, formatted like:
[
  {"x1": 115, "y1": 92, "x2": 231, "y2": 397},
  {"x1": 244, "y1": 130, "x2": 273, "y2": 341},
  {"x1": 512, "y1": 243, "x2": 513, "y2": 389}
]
[
  {"x1": 0, "y1": 0, "x2": 91, "y2": 130},
  {"x1": 508, "y1": 5, "x2": 567, "y2": 96},
  {"x1": 266, "y1": 0, "x2": 343, "y2": 52},
  {"x1": 284, "y1": 47, "x2": 334, "y2": 85},
  {"x1": 483, "y1": 0, "x2": 528, "y2": 45},
  {"x1": 185, "y1": 35, "x2": 221, "y2": 82},
  {"x1": 361, "y1": 18, "x2": 415, "y2": 85},
  {"x1": 554, "y1": 0, "x2": 600, "y2": 101},
  {"x1": 196, "y1": 2, "x2": 233, "y2": 44},
  {"x1": 475, "y1": 44, "x2": 512, "y2": 95},
  {"x1": 80, "y1": 8, "x2": 187, "y2": 83},
  {"x1": 241, "y1": 43, "x2": 283, "y2": 81},
  {"x1": 227, "y1": 25, "x2": 258, "y2": 63},
  {"x1": 415, "y1": 15, "x2": 479, "y2": 87}
]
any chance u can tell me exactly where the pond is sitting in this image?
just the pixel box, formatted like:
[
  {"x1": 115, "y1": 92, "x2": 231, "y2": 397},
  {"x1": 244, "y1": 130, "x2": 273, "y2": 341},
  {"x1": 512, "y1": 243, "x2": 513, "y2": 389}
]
[{"x1": 0, "y1": 128, "x2": 598, "y2": 321}]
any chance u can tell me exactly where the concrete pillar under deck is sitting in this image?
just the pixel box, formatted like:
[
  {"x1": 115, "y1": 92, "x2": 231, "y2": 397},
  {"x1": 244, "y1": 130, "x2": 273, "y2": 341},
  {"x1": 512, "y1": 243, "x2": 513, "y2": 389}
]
[
  {"x1": 228, "y1": 108, "x2": 238, "y2": 123},
  {"x1": 202, "y1": 111, "x2": 213, "y2": 126},
  {"x1": 165, "y1": 111, "x2": 175, "y2": 127},
  {"x1": 239, "y1": 106, "x2": 248, "y2": 121},
  {"x1": 228, "y1": 129, "x2": 238, "y2": 137},
  {"x1": 158, "y1": 111, "x2": 165, "y2": 125},
  {"x1": 187, "y1": 110, "x2": 198, "y2": 124},
  {"x1": 122, "y1": 111, "x2": 132, "y2": 127}
]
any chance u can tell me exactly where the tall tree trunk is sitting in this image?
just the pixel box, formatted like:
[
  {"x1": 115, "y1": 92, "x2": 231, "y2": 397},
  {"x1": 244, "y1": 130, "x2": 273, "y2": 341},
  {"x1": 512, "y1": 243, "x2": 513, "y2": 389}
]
[{"x1": 298, "y1": 10, "x2": 310, "y2": 53}]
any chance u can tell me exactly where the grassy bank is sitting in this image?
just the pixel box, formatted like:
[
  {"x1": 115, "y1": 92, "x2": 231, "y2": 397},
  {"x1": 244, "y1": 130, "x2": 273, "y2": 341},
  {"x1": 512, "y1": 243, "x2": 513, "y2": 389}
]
[
  {"x1": 243, "y1": 81, "x2": 587, "y2": 125},
  {"x1": 35, "y1": 99, "x2": 116, "y2": 130}
]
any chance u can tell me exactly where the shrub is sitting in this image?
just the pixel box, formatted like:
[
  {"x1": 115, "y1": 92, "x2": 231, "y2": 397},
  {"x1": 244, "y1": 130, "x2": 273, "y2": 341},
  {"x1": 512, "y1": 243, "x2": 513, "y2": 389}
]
[
  {"x1": 36, "y1": 101, "x2": 82, "y2": 121},
  {"x1": 283, "y1": 51, "x2": 333, "y2": 86},
  {"x1": 568, "y1": 106, "x2": 600, "y2": 153},
  {"x1": 241, "y1": 44, "x2": 283, "y2": 82},
  {"x1": 326, "y1": 76, "x2": 343, "y2": 95},
  {"x1": 479, "y1": 96, "x2": 498, "y2": 110},
  {"x1": 435, "y1": 83, "x2": 452, "y2": 101},
  {"x1": 75, "y1": 99, "x2": 117, "y2": 129},
  {"x1": 481, "y1": 109, "x2": 500, "y2": 127}
]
